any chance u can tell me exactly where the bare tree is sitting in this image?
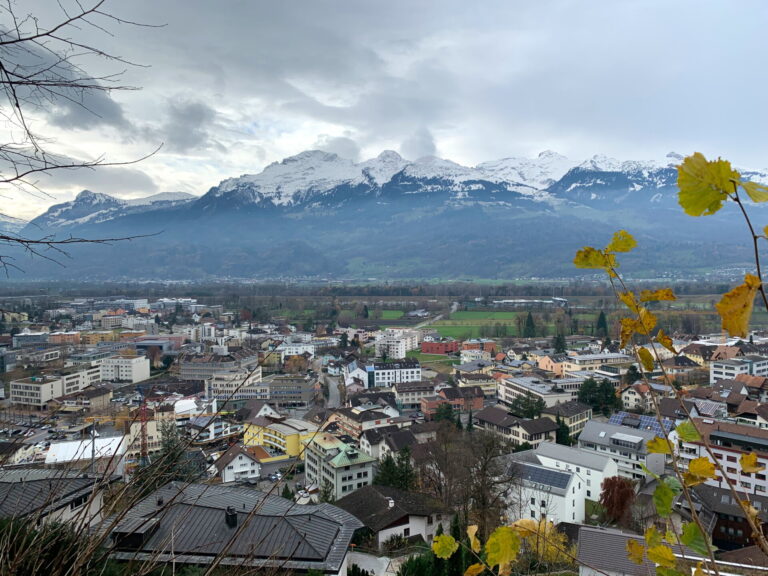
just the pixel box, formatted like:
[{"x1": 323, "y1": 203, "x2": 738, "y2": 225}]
[{"x1": 0, "y1": 0, "x2": 159, "y2": 270}]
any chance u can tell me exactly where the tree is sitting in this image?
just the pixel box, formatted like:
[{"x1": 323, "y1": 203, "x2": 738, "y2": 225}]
[
  {"x1": 552, "y1": 333, "x2": 567, "y2": 354},
  {"x1": 433, "y1": 402, "x2": 455, "y2": 423},
  {"x1": 281, "y1": 484, "x2": 294, "y2": 500},
  {"x1": 319, "y1": 480, "x2": 335, "y2": 503},
  {"x1": 599, "y1": 476, "x2": 635, "y2": 525},
  {"x1": 339, "y1": 332, "x2": 349, "y2": 348},
  {"x1": 555, "y1": 415, "x2": 571, "y2": 446},
  {"x1": 516, "y1": 519, "x2": 577, "y2": 571},
  {"x1": 596, "y1": 311, "x2": 609, "y2": 339},
  {"x1": 467, "y1": 431, "x2": 515, "y2": 541},
  {"x1": 509, "y1": 392, "x2": 545, "y2": 419},
  {"x1": 622, "y1": 364, "x2": 642, "y2": 385},
  {"x1": 523, "y1": 312, "x2": 536, "y2": 338},
  {"x1": 597, "y1": 378, "x2": 621, "y2": 415}
]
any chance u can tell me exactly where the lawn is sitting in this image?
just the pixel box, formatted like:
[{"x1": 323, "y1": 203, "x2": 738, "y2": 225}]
[
  {"x1": 450, "y1": 311, "x2": 520, "y2": 320},
  {"x1": 380, "y1": 310, "x2": 404, "y2": 319},
  {"x1": 432, "y1": 325, "x2": 484, "y2": 339}
]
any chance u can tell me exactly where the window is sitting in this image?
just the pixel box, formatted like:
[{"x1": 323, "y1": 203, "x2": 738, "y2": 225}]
[
  {"x1": 531, "y1": 498, "x2": 536, "y2": 505},
  {"x1": 541, "y1": 500, "x2": 546, "y2": 507},
  {"x1": 531, "y1": 511, "x2": 536, "y2": 518},
  {"x1": 403, "y1": 528, "x2": 410, "y2": 537}
]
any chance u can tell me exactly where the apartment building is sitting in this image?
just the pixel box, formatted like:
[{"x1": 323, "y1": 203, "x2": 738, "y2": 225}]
[
  {"x1": 498, "y1": 375, "x2": 585, "y2": 408},
  {"x1": 561, "y1": 353, "x2": 634, "y2": 374},
  {"x1": 533, "y1": 442, "x2": 619, "y2": 501},
  {"x1": 504, "y1": 459, "x2": 586, "y2": 524},
  {"x1": 578, "y1": 420, "x2": 664, "y2": 480},
  {"x1": 473, "y1": 405, "x2": 557, "y2": 448},
  {"x1": 100, "y1": 355, "x2": 150, "y2": 384},
  {"x1": 540, "y1": 400, "x2": 593, "y2": 438},
  {"x1": 710, "y1": 355, "x2": 768, "y2": 385},
  {"x1": 303, "y1": 434, "x2": 376, "y2": 500},
  {"x1": 367, "y1": 360, "x2": 422, "y2": 388},
  {"x1": 243, "y1": 416, "x2": 318, "y2": 458},
  {"x1": 179, "y1": 348, "x2": 260, "y2": 381},
  {"x1": 375, "y1": 329, "x2": 420, "y2": 360},
  {"x1": 10, "y1": 365, "x2": 101, "y2": 409},
  {"x1": 394, "y1": 380, "x2": 435, "y2": 410},
  {"x1": 205, "y1": 366, "x2": 265, "y2": 404}
]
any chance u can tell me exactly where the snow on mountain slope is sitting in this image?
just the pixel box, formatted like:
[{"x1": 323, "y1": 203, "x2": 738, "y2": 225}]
[
  {"x1": 359, "y1": 150, "x2": 409, "y2": 185},
  {"x1": 477, "y1": 150, "x2": 574, "y2": 189},
  {"x1": 125, "y1": 192, "x2": 195, "y2": 206}
]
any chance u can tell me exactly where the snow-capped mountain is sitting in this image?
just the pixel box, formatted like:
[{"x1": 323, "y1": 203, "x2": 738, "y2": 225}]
[
  {"x1": 28, "y1": 190, "x2": 195, "y2": 229},
  {"x1": 15, "y1": 149, "x2": 768, "y2": 281},
  {"x1": 0, "y1": 213, "x2": 27, "y2": 235}
]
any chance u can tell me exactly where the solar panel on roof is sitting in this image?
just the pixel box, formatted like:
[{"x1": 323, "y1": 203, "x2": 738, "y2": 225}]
[
  {"x1": 522, "y1": 464, "x2": 571, "y2": 490},
  {"x1": 609, "y1": 411, "x2": 673, "y2": 435}
]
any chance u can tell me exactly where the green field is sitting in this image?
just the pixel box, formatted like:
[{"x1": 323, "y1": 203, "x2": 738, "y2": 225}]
[
  {"x1": 450, "y1": 311, "x2": 519, "y2": 320},
  {"x1": 432, "y1": 325, "x2": 485, "y2": 339},
  {"x1": 405, "y1": 350, "x2": 459, "y2": 374},
  {"x1": 380, "y1": 310, "x2": 404, "y2": 319}
]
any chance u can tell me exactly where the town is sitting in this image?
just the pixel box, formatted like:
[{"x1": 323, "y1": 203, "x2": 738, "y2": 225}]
[{"x1": 2, "y1": 291, "x2": 768, "y2": 575}]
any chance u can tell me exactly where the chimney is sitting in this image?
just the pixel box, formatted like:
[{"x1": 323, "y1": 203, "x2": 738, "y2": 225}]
[
  {"x1": 156, "y1": 497, "x2": 164, "y2": 507},
  {"x1": 387, "y1": 497, "x2": 395, "y2": 509},
  {"x1": 225, "y1": 506, "x2": 237, "y2": 528}
]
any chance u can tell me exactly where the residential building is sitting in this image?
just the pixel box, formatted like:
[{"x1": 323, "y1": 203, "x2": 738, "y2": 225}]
[
  {"x1": 689, "y1": 484, "x2": 768, "y2": 549},
  {"x1": 421, "y1": 338, "x2": 459, "y2": 355},
  {"x1": 243, "y1": 415, "x2": 318, "y2": 458},
  {"x1": 578, "y1": 420, "x2": 665, "y2": 480},
  {"x1": 711, "y1": 355, "x2": 768, "y2": 384},
  {"x1": 205, "y1": 366, "x2": 265, "y2": 404},
  {"x1": 532, "y1": 442, "x2": 619, "y2": 501},
  {"x1": 10, "y1": 365, "x2": 101, "y2": 409},
  {"x1": 462, "y1": 338, "x2": 497, "y2": 354},
  {"x1": 0, "y1": 468, "x2": 119, "y2": 526},
  {"x1": 327, "y1": 407, "x2": 394, "y2": 439},
  {"x1": 474, "y1": 405, "x2": 557, "y2": 448},
  {"x1": 335, "y1": 485, "x2": 450, "y2": 549},
  {"x1": 498, "y1": 375, "x2": 585, "y2": 408},
  {"x1": 213, "y1": 444, "x2": 262, "y2": 483},
  {"x1": 100, "y1": 354, "x2": 150, "y2": 384},
  {"x1": 179, "y1": 347, "x2": 260, "y2": 382},
  {"x1": 367, "y1": 360, "x2": 422, "y2": 388},
  {"x1": 394, "y1": 380, "x2": 435, "y2": 410},
  {"x1": 456, "y1": 372, "x2": 497, "y2": 397},
  {"x1": 265, "y1": 374, "x2": 317, "y2": 407},
  {"x1": 46, "y1": 384, "x2": 114, "y2": 413},
  {"x1": 187, "y1": 415, "x2": 243, "y2": 444},
  {"x1": 303, "y1": 434, "x2": 376, "y2": 500},
  {"x1": 561, "y1": 353, "x2": 633, "y2": 374},
  {"x1": 106, "y1": 482, "x2": 362, "y2": 575},
  {"x1": 540, "y1": 400, "x2": 593, "y2": 438},
  {"x1": 375, "y1": 329, "x2": 420, "y2": 359},
  {"x1": 505, "y1": 459, "x2": 586, "y2": 524},
  {"x1": 537, "y1": 353, "x2": 568, "y2": 377},
  {"x1": 620, "y1": 381, "x2": 676, "y2": 412}
]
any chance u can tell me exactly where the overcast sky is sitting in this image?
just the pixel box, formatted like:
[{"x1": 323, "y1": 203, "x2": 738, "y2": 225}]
[{"x1": 6, "y1": 0, "x2": 768, "y2": 219}]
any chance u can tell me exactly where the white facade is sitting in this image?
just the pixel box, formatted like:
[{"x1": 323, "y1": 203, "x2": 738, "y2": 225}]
[
  {"x1": 206, "y1": 367, "x2": 266, "y2": 403},
  {"x1": 100, "y1": 355, "x2": 150, "y2": 384},
  {"x1": 304, "y1": 435, "x2": 376, "y2": 500},
  {"x1": 578, "y1": 420, "x2": 665, "y2": 481},
  {"x1": 369, "y1": 361, "x2": 422, "y2": 388},
  {"x1": 374, "y1": 329, "x2": 420, "y2": 360},
  {"x1": 710, "y1": 355, "x2": 768, "y2": 384},
  {"x1": 506, "y1": 461, "x2": 586, "y2": 525},
  {"x1": 10, "y1": 366, "x2": 101, "y2": 408},
  {"x1": 216, "y1": 449, "x2": 262, "y2": 483},
  {"x1": 533, "y1": 442, "x2": 619, "y2": 501}
]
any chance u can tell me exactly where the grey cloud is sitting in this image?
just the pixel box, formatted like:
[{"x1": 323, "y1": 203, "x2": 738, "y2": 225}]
[
  {"x1": 39, "y1": 165, "x2": 157, "y2": 197},
  {"x1": 149, "y1": 98, "x2": 223, "y2": 153},
  {"x1": 401, "y1": 128, "x2": 436, "y2": 160},
  {"x1": 49, "y1": 90, "x2": 129, "y2": 130},
  {"x1": 313, "y1": 135, "x2": 361, "y2": 161}
]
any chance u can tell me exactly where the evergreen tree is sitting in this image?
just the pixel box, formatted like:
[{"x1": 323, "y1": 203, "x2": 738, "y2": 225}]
[
  {"x1": 447, "y1": 513, "x2": 465, "y2": 576},
  {"x1": 395, "y1": 447, "x2": 416, "y2": 491},
  {"x1": 622, "y1": 364, "x2": 642, "y2": 385},
  {"x1": 281, "y1": 484, "x2": 294, "y2": 500},
  {"x1": 556, "y1": 414, "x2": 568, "y2": 443},
  {"x1": 340, "y1": 332, "x2": 349, "y2": 348},
  {"x1": 373, "y1": 453, "x2": 399, "y2": 487},
  {"x1": 433, "y1": 402, "x2": 455, "y2": 423},
  {"x1": 510, "y1": 392, "x2": 546, "y2": 418},
  {"x1": 596, "y1": 311, "x2": 609, "y2": 339},
  {"x1": 552, "y1": 333, "x2": 567, "y2": 354},
  {"x1": 455, "y1": 411, "x2": 463, "y2": 431},
  {"x1": 466, "y1": 408, "x2": 474, "y2": 433},
  {"x1": 598, "y1": 379, "x2": 620, "y2": 415},
  {"x1": 523, "y1": 312, "x2": 536, "y2": 338},
  {"x1": 577, "y1": 377, "x2": 599, "y2": 408}
]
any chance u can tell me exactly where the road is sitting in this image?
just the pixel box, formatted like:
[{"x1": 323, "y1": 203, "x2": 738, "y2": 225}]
[{"x1": 414, "y1": 301, "x2": 459, "y2": 329}]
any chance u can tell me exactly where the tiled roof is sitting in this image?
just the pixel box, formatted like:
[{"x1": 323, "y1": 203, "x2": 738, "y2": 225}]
[
  {"x1": 335, "y1": 485, "x2": 446, "y2": 532},
  {"x1": 541, "y1": 400, "x2": 591, "y2": 418}
]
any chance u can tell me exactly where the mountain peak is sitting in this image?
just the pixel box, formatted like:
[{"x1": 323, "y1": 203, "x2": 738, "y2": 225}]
[
  {"x1": 281, "y1": 150, "x2": 342, "y2": 164},
  {"x1": 537, "y1": 150, "x2": 566, "y2": 160},
  {"x1": 74, "y1": 190, "x2": 118, "y2": 204}
]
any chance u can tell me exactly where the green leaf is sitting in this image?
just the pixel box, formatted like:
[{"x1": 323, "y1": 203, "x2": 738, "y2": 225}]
[
  {"x1": 639, "y1": 462, "x2": 660, "y2": 480},
  {"x1": 676, "y1": 420, "x2": 701, "y2": 443},
  {"x1": 653, "y1": 480, "x2": 676, "y2": 518},
  {"x1": 742, "y1": 180, "x2": 768, "y2": 203},
  {"x1": 647, "y1": 436, "x2": 673, "y2": 455},
  {"x1": 680, "y1": 522, "x2": 713, "y2": 556},
  {"x1": 677, "y1": 152, "x2": 739, "y2": 216},
  {"x1": 605, "y1": 230, "x2": 637, "y2": 253},
  {"x1": 715, "y1": 274, "x2": 762, "y2": 337},
  {"x1": 647, "y1": 544, "x2": 677, "y2": 568},
  {"x1": 638, "y1": 348, "x2": 655, "y2": 372},
  {"x1": 485, "y1": 526, "x2": 520, "y2": 576},
  {"x1": 657, "y1": 567, "x2": 687, "y2": 576},
  {"x1": 645, "y1": 526, "x2": 662, "y2": 547},
  {"x1": 433, "y1": 534, "x2": 459, "y2": 559}
]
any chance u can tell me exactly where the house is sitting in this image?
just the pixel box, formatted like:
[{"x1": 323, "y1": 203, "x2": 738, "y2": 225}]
[
  {"x1": 577, "y1": 420, "x2": 664, "y2": 480},
  {"x1": 46, "y1": 384, "x2": 114, "y2": 413},
  {"x1": 366, "y1": 360, "x2": 422, "y2": 388},
  {"x1": 212, "y1": 443, "x2": 262, "y2": 483},
  {"x1": 326, "y1": 407, "x2": 394, "y2": 439},
  {"x1": 690, "y1": 484, "x2": 768, "y2": 550},
  {"x1": 537, "y1": 353, "x2": 568, "y2": 377},
  {"x1": 504, "y1": 459, "x2": 586, "y2": 524},
  {"x1": 335, "y1": 485, "x2": 450, "y2": 549},
  {"x1": 540, "y1": 400, "x2": 592, "y2": 438},
  {"x1": 106, "y1": 482, "x2": 362, "y2": 575},
  {"x1": 532, "y1": 442, "x2": 618, "y2": 501},
  {"x1": 394, "y1": 381, "x2": 435, "y2": 410},
  {"x1": 474, "y1": 405, "x2": 557, "y2": 448},
  {"x1": 679, "y1": 343, "x2": 716, "y2": 367},
  {"x1": 187, "y1": 415, "x2": 243, "y2": 444},
  {"x1": 711, "y1": 355, "x2": 768, "y2": 385},
  {"x1": 462, "y1": 338, "x2": 497, "y2": 354},
  {"x1": 620, "y1": 382, "x2": 676, "y2": 413},
  {"x1": 304, "y1": 434, "x2": 376, "y2": 500},
  {"x1": 359, "y1": 425, "x2": 401, "y2": 459},
  {"x1": 456, "y1": 372, "x2": 497, "y2": 397},
  {"x1": 0, "y1": 468, "x2": 120, "y2": 526}
]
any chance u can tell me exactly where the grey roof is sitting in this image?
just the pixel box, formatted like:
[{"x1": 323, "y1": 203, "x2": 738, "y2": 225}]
[
  {"x1": 541, "y1": 400, "x2": 592, "y2": 418},
  {"x1": 577, "y1": 526, "x2": 702, "y2": 576},
  {"x1": 335, "y1": 485, "x2": 446, "y2": 533},
  {"x1": 104, "y1": 482, "x2": 362, "y2": 573},
  {"x1": 510, "y1": 462, "x2": 573, "y2": 495},
  {"x1": 0, "y1": 468, "x2": 117, "y2": 520},
  {"x1": 534, "y1": 441, "x2": 614, "y2": 471},
  {"x1": 579, "y1": 420, "x2": 658, "y2": 453}
]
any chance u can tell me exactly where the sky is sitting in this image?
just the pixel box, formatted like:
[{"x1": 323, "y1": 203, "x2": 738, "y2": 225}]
[{"x1": 5, "y1": 0, "x2": 768, "y2": 219}]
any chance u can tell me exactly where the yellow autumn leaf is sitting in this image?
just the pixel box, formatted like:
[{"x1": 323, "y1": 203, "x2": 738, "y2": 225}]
[
  {"x1": 464, "y1": 564, "x2": 485, "y2": 576},
  {"x1": 647, "y1": 436, "x2": 672, "y2": 455},
  {"x1": 741, "y1": 180, "x2": 768, "y2": 203},
  {"x1": 433, "y1": 534, "x2": 459, "y2": 559},
  {"x1": 715, "y1": 274, "x2": 762, "y2": 337},
  {"x1": 618, "y1": 291, "x2": 639, "y2": 312},
  {"x1": 694, "y1": 562, "x2": 706, "y2": 576},
  {"x1": 605, "y1": 229, "x2": 637, "y2": 253},
  {"x1": 741, "y1": 500, "x2": 760, "y2": 525},
  {"x1": 640, "y1": 288, "x2": 676, "y2": 302},
  {"x1": 740, "y1": 452, "x2": 765, "y2": 474},
  {"x1": 467, "y1": 524, "x2": 481, "y2": 553},
  {"x1": 665, "y1": 530, "x2": 678, "y2": 545},
  {"x1": 574, "y1": 246, "x2": 616, "y2": 271},
  {"x1": 620, "y1": 317, "x2": 640, "y2": 349},
  {"x1": 645, "y1": 526, "x2": 662, "y2": 547},
  {"x1": 626, "y1": 539, "x2": 646, "y2": 564},
  {"x1": 655, "y1": 329, "x2": 677, "y2": 355},
  {"x1": 638, "y1": 307, "x2": 658, "y2": 334},
  {"x1": 647, "y1": 544, "x2": 677, "y2": 568},
  {"x1": 511, "y1": 518, "x2": 538, "y2": 536},
  {"x1": 763, "y1": 225, "x2": 768, "y2": 238},
  {"x1": 485, "y1": 526, "x2": 520, "y2": 576},
  {"x1": 684, "y1": 457, "x2": 717, "y2": 486},
  {"x1": 638, "y1": 348, "x2": 655, "y2": 372},
  {"x1": 677, "y1": 152, "x2": 738, "y2": 216}
]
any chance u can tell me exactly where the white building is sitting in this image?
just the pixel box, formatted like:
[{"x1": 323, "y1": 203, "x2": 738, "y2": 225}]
[
  {"x1": 100, "y1": 355, "x2": 150, "y2": 384},
  {"x1": 533, "y1": 442, "x2": 618, "y2": 501},
  {"x1": 505, "y1": 460, "x2": 586, "y2": 524},
  {"x1": 304, "y1": 434, "x2": 377, "y2": 500},
  {"x1": 212, "y1": 445, "x2": 262, "y2": 483},
  {"x1": 205, "y1": 367, "x2": 265, "y2": 403},
  {"x1": 710, "y1": 355, "x2": 768, "y2": 384},
  {"x1": 498, "y1": 375, "x2": 585, "y2": 408},
  {"x1": 10, "y1": 365, "x2": 101, "y2": 409},
  {"x1": 366, "y1": 360, "x2": 422, "y2": 388},
  {"x1": 578, "y1": 420, "x2": 665, "y2": 481},
  {"x1": 374, "y1": 329, "x2": 420, "y2": 360}
]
